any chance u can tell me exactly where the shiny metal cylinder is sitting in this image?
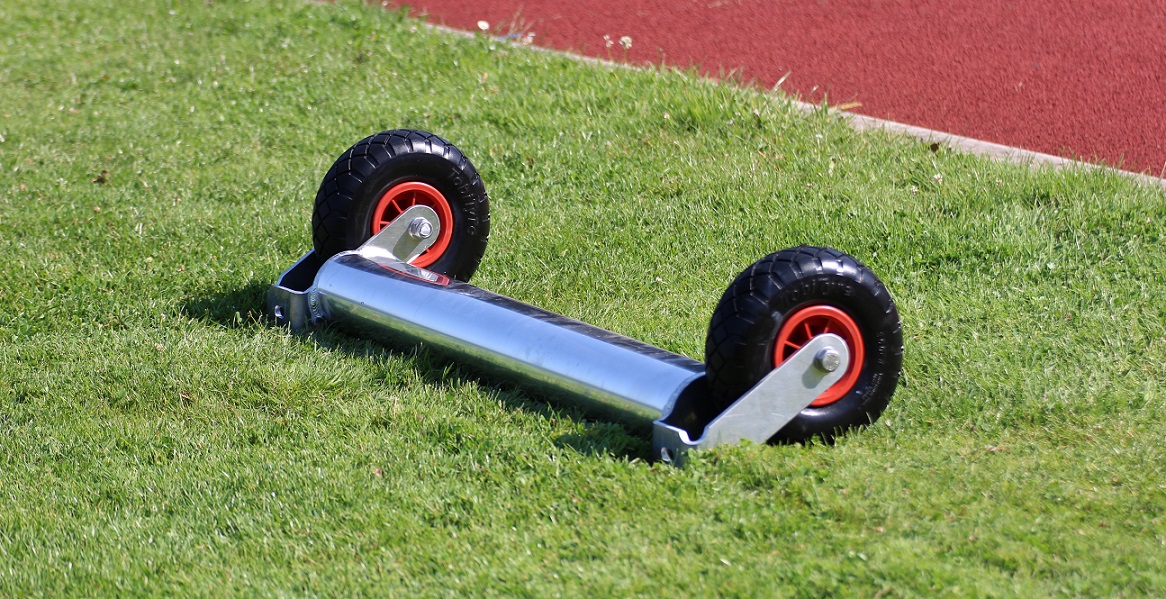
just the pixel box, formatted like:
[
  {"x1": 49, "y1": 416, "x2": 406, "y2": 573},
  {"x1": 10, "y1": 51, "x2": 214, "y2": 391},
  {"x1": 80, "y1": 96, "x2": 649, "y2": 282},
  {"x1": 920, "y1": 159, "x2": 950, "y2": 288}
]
[{"x1": 313, "y1": 253, "x2": 706, "y2": 425}]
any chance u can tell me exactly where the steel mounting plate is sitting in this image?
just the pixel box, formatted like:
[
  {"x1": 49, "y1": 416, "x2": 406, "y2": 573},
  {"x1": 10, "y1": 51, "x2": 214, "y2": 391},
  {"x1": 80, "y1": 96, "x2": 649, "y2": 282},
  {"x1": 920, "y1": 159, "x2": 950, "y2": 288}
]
[{"x1": 653, "y1": 333, "x2": 850, "y2": 464}]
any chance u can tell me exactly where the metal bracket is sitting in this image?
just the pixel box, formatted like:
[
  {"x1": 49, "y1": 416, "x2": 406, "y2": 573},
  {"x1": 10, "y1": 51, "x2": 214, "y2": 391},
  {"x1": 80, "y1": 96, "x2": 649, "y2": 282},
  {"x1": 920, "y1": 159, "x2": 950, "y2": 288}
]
[
  {"x1": 268, "y1": 207, "x2": 441, "y2": 328},
  {"x1": 357, "y1": 204, "x2": 441, "y2": 264},
  {"x1": 652, "y1": 333, "x2": 850, "y2": 464}
]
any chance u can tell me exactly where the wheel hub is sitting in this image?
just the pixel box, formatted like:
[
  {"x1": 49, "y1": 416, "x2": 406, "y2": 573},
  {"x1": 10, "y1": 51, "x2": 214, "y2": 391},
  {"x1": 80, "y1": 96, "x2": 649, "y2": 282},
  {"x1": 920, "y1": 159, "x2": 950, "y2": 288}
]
[
  {"x1": 774, "y1": 305, "x2": 865, "y2": 406},
  {"x1": 372, "y1": 181, "x2": 453, "y2": 267}
]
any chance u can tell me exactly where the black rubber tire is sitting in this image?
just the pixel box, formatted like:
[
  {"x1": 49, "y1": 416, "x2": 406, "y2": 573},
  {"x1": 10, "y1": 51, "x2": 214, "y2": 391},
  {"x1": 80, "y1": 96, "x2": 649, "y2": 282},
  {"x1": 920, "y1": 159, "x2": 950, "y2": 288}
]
[
  {"x1": 311, "y1": 129, "x2": 490, "y2": 281},
  {"x1": 704, "y1": 246, "x2": 903, "y2": 443}
]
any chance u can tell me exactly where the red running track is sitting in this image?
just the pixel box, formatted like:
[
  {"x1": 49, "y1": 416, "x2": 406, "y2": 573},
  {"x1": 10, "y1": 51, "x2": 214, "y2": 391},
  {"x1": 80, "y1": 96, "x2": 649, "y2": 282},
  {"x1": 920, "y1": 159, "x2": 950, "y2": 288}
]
[{"x1": 389, "y1": 0, "x2": 1166, "y2": 176}]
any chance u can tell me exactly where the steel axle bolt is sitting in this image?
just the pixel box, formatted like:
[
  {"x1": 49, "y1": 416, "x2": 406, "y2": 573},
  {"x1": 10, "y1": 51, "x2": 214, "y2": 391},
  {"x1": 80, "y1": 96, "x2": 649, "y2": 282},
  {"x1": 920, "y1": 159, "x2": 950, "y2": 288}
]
[
  {"x1": 815, "y1": 347, "x2": 841, "y2": 372},
  {"x1": 407, "y1": 217, "x2": 433, "y2": 239}
]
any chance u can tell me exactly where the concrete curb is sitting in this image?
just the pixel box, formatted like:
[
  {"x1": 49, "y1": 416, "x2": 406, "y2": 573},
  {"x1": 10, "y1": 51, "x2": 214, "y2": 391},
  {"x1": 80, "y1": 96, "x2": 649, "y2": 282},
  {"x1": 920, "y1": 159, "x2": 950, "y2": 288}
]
[{"x1": 810, "y1": 103, "x2": 1166, "y2": 189}]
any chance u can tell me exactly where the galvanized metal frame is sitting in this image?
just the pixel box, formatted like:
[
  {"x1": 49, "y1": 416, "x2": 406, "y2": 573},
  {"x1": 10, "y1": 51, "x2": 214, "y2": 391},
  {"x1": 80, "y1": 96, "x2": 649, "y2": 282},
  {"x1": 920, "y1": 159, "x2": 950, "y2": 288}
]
[{"x1": 270, "y1": 213, "x2": 849, "y2": 462}]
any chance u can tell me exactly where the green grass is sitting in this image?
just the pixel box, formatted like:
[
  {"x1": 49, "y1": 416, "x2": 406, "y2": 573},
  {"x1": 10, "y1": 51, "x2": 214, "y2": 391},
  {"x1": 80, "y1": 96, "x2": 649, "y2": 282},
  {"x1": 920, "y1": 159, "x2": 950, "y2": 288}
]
[{"x1": 2, "y1": 0, "x2": 1165, "y2": 595}]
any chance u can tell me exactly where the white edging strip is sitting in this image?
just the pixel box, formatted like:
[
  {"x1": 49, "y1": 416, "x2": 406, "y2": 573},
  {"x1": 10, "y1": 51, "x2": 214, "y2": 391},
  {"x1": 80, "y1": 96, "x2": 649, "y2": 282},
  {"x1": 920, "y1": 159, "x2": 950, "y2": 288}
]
[{"x1": 425, "y1": 21, "x2": 1166, "y2": 190}]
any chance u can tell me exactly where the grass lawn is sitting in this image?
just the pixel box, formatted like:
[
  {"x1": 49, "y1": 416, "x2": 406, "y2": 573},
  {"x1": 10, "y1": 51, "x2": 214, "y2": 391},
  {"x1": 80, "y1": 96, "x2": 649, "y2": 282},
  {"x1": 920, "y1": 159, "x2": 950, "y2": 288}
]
[{"x1": 2, "y1": 0, "x2": 1164, "y2": 595}]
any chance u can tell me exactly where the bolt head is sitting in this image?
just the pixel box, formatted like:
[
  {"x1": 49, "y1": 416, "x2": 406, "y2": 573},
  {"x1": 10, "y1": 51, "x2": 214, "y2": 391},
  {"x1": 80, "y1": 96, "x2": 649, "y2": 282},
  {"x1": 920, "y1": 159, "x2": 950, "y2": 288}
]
[
  {"x1": 406, "y1": 217, "x2": 433, "y2": 239},
  {"x1": 815, "y1": 347, "x2": 841, "y2": 372}
]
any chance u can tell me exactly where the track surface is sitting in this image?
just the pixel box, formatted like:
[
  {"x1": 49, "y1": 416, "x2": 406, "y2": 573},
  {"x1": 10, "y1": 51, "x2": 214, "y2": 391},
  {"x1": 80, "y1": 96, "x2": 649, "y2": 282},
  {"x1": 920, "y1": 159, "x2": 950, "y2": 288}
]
[{"x1": 390, "y1": 1, "x2": 1166, "y2": 176}]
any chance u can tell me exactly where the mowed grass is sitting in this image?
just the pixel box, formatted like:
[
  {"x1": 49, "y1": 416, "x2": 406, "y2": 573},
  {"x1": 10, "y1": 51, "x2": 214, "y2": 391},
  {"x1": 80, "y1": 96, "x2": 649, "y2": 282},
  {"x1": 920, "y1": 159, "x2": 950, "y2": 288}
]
[{"x1": 2, "y1": 0, "x2": 1164, "y2": 595}]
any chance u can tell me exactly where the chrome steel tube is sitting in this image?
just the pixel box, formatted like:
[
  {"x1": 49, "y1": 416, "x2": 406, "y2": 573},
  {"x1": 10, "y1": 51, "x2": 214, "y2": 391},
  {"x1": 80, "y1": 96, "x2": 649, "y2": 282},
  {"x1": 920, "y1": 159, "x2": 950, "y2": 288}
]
[{"x1": 313, "y1": 253, "x2": 706, "y2": 425}]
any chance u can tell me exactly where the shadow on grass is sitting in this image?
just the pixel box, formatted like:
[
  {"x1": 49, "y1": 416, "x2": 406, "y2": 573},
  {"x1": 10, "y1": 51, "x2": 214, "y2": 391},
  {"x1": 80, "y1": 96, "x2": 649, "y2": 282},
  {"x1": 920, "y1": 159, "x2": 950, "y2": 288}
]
[
  {"x1": 182, "y1": 279, "x2": 272, "y2": 328},
  {"x1": 313, "y1": 326, "x2": 655, "y2": 462},
  {"x1": 181, "y1": 281, "x2": 653, "y2": 462}
]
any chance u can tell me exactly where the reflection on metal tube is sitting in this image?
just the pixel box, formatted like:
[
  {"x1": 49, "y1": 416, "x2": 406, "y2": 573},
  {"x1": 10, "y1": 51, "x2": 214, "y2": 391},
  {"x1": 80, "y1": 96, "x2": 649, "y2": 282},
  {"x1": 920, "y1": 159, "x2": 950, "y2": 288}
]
[{"x1": 312, "y1": 253, "x2": 706, "y2": 426}]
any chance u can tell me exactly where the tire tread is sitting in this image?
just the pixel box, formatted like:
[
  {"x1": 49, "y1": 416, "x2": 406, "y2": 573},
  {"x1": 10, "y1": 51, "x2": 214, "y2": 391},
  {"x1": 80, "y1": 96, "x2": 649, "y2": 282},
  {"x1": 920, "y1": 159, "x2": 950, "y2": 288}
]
[
  {"x1": 310, "y1": 129, "x2": 490, "y2": 280},
  {"x1": 704, "y1": 246, "x2": 903, "y2": 442}
]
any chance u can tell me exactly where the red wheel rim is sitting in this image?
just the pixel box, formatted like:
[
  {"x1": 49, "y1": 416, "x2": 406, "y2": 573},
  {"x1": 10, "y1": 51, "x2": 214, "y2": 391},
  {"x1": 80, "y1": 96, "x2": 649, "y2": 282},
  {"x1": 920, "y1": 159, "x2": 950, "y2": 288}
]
[
  {"x1": 371, "y1": 181, "x2": 454, "y2": 268},
  {"x1": 774, "y1": 305, "x2": 864, "y2": 407}
]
